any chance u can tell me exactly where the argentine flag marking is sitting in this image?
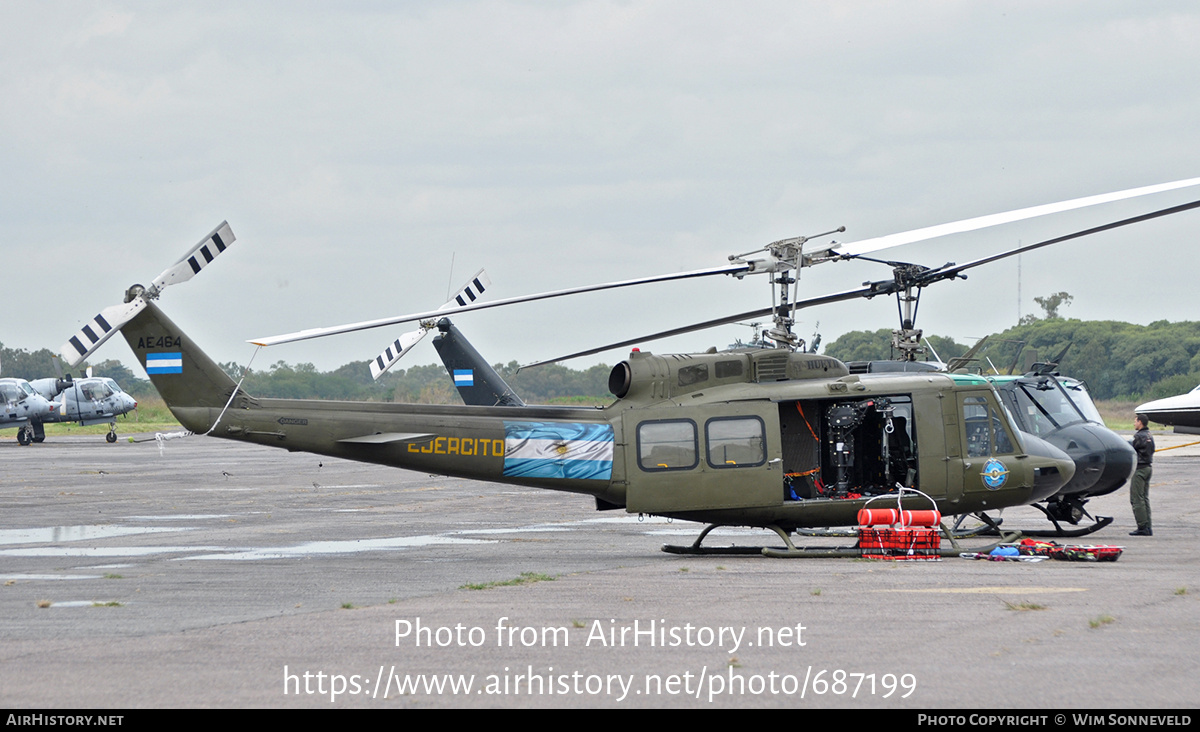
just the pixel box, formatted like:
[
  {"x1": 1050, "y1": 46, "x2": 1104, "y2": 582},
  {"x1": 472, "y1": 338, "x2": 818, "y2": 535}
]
[
  {"x1": 453, "y1": 369, "x2": 474, "y2": 387},
  {"x1": 146, "y1": 352, "x2": 183, "y2": 375},
  {"x1": 503, "y1": 421, "x2": 614, "y2": 481}
]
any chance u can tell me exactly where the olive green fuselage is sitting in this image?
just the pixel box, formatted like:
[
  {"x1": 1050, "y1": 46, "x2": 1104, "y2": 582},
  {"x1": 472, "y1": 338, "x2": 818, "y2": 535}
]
[{"x1": 127, "y1": 302, "x2": 1071, "y2": 531}]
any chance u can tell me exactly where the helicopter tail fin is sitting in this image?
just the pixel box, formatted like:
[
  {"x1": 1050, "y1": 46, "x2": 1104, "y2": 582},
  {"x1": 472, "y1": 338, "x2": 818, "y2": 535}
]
[
  {"x1": 120, "y1": 301, "x2": 241, "y2": 432},
  {"x1": 432, "y1": 318, "x2": 525, "y2": 407}
]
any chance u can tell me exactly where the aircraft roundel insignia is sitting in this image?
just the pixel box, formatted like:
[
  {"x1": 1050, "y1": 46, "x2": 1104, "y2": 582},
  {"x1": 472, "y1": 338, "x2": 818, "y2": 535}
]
[{"x1": 981, "y1": 458, "x2": 1009, "y2": 490}]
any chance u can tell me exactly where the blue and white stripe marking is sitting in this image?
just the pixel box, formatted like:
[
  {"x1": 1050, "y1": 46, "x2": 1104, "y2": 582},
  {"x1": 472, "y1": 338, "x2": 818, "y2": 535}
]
[
  {"x1": 502, "y1": 421, "x2": 613, "y2": 481},
  {"x1": 453, "y1": 369, "x2": 474, "y2": 387},
  {"x1": 146, "y1": 352, "x2": 183, "y2": 375}
]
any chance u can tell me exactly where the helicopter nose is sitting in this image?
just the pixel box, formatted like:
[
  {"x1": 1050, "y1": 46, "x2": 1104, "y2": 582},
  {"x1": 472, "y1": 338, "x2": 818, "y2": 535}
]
[
  {"x1": 1090, "y1": 427, "x2": 1136, "y2": 497},
  {"x1": 1022, "y1": 434, "x2": 1077, "y2": 503},
  {"x1": 1048, "y1": 424, "x2": 1107, "y2": 496}
]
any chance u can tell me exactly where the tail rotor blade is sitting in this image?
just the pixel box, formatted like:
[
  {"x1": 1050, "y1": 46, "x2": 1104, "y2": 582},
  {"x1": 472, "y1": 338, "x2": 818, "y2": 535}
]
[
  {"x1": 150, "y1": 221, "x2": 236, "y2": 292},
  {"x1": 442, "y1": 269, "x2": 491, "y2": 311},
  {"x1": 369, "y1": 328, "x2": 431, "y2": 380},
  {"x1": 61, "y1": 221, "x2": 236, "y2": 367},
  {"x1": 60, "y1": 299, "x2": 147, "y2": 367},
  {"x1": 370, "y1": 269, "x2": 493, "y2": 380}
]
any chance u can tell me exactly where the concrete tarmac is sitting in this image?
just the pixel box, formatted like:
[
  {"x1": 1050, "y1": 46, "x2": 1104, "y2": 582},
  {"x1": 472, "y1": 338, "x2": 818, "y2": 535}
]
[{"x1": 1, "y1": 432, "x2": 1196, "y2": 709}]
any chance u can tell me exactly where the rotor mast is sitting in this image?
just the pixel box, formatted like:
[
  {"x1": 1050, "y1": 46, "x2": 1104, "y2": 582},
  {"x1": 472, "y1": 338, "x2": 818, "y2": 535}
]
[
  {"x1": 728, "y1": 226, "x2": 845, "y2": 350},
  {"x1": 890, "y1": 263, "x2": 930, "y2": 362}
]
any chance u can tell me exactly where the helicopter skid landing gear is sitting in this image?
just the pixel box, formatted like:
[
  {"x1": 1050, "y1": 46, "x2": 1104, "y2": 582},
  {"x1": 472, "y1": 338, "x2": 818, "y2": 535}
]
[
  {"x1": 953, "y1": 512, "x2": 1024, "y2": 545},
  {"x1": 1025, "y1": 504, "x2": 1113, "y2": 538},
  {"x1": 962, "y1": 507, "x2": 1113, "y2": 538},
  {"x1": 661, "y1": 524, "x2": 862, "y2": 558},
  {"x1": 661, "y1": 524, "x2": 767, "y2": 556}
]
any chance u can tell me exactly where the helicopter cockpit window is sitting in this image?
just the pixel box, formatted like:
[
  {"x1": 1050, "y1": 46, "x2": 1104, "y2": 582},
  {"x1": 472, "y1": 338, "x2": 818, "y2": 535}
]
[
  {"x1": 1059, "y1": 378, "x2": 1103, "y2": 424},
  {"x1": 677, "y1": 364, "x2": 709, "y2": 387},
  {"x1": 705, "y1": 416, "x2": 765, "y2": 468},
  {"x1": 637, "y1": 420, "x2": 699, "y2": 471},
  {"x1": 82, "y1": 382, "x2": 115, "y2": 401},
  {"x1": 962, "y1": 395, "x2": 1015, "y2": 457},
  {"x1": 1012, "y1": 379, "x2": 1087, "y2": 436}
]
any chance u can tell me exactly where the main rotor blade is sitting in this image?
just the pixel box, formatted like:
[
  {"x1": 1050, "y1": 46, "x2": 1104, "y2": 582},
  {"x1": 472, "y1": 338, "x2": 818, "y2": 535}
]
[
  {"x1": 835, "y1": 176, "x2": 1200, "y2": 259},
  {"x1": 520, "y1": 195, "x2": 1200, "y2": 369},
  {"x1": 920, "y1": 197, "x2": 1200, "y2": 283},
  {"x1": 519, "y1": 285, "x2": 878, "y2": 370},
  {"x1": 250, "y1": 263, "x2": 751, "y2": 347}
]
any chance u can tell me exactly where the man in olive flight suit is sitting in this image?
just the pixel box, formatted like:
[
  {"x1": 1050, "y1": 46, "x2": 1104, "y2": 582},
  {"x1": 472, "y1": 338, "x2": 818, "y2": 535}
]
[{"x1": 1129, "y1": 414, "x2": 1154, "y2": 536}]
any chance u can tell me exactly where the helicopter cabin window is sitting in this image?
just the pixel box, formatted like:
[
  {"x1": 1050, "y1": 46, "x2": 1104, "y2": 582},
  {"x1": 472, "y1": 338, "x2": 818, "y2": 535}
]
[
  {"x1": 715, "y1": 360, "x2": 743, "y2": 379},
  {"x1": 677, "y1": 364, "x2": 709, "y2": 387},
  {"x1": 961, "y1": 395, "x2": 1015, "y2": 457},
  {"x1": 637, "y1": 420, "x2": 699, "y2": 471},
  {"x1": 705, "y1": 416, "x2": 766, "y2": 468}
]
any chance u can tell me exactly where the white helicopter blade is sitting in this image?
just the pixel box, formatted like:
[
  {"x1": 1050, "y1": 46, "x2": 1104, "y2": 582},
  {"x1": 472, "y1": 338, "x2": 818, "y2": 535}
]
[
  {"x1": 60, "y1": 299, "x2": 147, "y2": 368},
  {"x1": 370, "y1": 328, "x2": 431, "y2": 380},
  {"x1": 368, "y1": 269, "x2": 493, "y2": 380},
  {"x1": 61, "y1": 221, "x2": 236, "y2": 367},
  {"x1": 149, "y1": 221, "x2": 236, "y2": 292},
  {"x1": 831, "y1": 176, "x2": 1200, "y2": 260},
  {"x1": 250, "y1": 263, "x2": 749, "y2": 347},
  {"x1": 443, "y1": 269, "x2": 491, "y2": 309}
]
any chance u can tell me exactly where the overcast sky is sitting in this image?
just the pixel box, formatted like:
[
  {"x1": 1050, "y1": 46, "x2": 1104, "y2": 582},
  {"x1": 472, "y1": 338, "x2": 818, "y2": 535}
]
[{"x1": 3, "y1": 1, "x2": 1198, "y2": 378}]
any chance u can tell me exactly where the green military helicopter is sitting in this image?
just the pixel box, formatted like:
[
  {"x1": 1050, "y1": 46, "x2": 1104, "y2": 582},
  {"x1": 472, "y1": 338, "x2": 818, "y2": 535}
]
[{"x1": 59, "y1": 179, "x2": 1200, "y2": 556}]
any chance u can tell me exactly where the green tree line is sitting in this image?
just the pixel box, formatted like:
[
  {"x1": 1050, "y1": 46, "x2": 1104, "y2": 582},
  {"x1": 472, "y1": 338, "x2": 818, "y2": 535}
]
[
  {"x1": 215, "y1": 359, "x2": 612, "y2": 404},
  {"x1": 0, "y1": 343, "x2": 156, "y2": 399},
  {"x1": 822, "y1": 320, "x2": 1200, "y2": 401}
]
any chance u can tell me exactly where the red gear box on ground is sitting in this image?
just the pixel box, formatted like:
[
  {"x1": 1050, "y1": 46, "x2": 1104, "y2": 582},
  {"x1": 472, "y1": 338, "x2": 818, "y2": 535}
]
[{"x1": 858, "y1": 527, "x2": 940, "y2": 560}]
